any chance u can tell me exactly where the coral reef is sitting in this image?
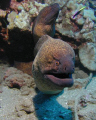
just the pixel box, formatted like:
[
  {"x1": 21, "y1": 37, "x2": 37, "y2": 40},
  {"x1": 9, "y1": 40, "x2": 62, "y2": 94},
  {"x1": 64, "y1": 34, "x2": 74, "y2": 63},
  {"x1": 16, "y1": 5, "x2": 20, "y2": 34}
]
[
  {"x1": 0, "y1": 0, "x2": 96, "y2": 120},
  {"x1": 14, "y1": 10, "x2": 30, "y2": 30},
  {"x1": 0, "y1": 0, "x2": 96, "y2": 72},
  {"x1": 0, "y1": 9, "x2": 7, "y2": 18},
  {"x1": 7, "y1": 1, "x2": 48, "y2": 31},
  {"x1": 56, "y1": 0, "x2": 96, "y2": 38},
  {"x1": 3, "y1": 67, "x2": 35, "y2": 89},
  {"x1": 0, "y1": 0, "x2": 49, "y2": 66},
  {"x1": 83, "y1": 9, "x2": 96, "y2": 21},
  {"x1": 1, "y1": 64, "x2": 96, "y2": 120},
  {"x1": 7, "y1": 11, "x2": 18, "y2": 29},
  {"x1": 55, "y1": 0, "x2": 96, "y2": 71},
  {"x1": 7, "y1": 10, "x2": 31, "y2": 30}
]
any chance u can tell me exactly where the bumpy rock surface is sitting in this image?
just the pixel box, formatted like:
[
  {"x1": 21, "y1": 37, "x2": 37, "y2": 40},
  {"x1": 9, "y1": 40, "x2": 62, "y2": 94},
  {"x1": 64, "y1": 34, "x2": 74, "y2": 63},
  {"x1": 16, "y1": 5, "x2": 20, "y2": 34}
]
[
  {"x1": 79, "y1": 43, "x2": 96, "y2": 71},
  {"x1": 0, "y1": 64, "x2": 96, "y2": 120},
  {"x1": 3, "y1": 67, "x2": 35, "y2": 88}
]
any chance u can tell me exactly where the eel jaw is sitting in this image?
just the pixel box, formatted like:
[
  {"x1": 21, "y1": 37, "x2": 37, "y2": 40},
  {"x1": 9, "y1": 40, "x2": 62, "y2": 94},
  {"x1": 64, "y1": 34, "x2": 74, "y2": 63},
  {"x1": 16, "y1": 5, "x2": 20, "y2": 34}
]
[{"x1": 45, "y1": 73, "x2": 74, "y2": 87}]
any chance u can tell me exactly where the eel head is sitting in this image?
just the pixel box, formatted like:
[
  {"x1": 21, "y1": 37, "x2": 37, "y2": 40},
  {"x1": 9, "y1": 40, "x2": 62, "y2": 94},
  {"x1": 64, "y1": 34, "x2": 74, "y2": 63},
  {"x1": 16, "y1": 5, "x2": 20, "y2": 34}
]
[
  {"x1": 42, "y1": 55, "x2": 75, "y2": 87},
  {"x1": 38, "y1": 3, "x2": 60, "y2": 25}
]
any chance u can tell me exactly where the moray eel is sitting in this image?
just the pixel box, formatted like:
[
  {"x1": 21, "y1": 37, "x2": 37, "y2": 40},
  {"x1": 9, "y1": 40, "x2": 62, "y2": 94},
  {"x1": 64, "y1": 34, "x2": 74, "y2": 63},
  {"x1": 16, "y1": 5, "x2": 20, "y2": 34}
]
[
  {"x1": 32, "y1": 3, "x2": 60, "y2": 45},
  {"x1": 32, "y1": 35, "x2": 75, "y2": 94}
]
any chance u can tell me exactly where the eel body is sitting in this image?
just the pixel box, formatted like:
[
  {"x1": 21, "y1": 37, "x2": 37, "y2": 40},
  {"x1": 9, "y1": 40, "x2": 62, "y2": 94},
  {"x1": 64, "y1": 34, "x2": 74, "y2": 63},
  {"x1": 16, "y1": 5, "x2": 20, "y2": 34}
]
[
  {"x1": 32, "y1": 35, "x2": 75, "y2": 94},
  {"x1": 32, "y1": 3, "x2": 60, "y2": 45}
]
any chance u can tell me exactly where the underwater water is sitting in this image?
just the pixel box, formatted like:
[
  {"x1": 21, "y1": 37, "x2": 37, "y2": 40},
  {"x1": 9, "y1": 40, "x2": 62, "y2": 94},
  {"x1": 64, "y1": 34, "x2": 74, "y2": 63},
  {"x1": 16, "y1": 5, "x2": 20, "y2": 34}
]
[{"x1": 0, "y1": 0, "x2": 96, "y2": 120}]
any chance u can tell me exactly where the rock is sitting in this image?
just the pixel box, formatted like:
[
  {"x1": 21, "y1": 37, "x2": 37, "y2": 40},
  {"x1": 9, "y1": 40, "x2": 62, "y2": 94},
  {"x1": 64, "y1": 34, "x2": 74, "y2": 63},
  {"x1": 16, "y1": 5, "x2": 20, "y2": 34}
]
[
  {"x1": 67, "y1": 1, "x2": 77, "y2": 10},
  {"x1": 79, "y1": 43, "x2": 96, "y2": 71},
  {"x1": 82, "y1": 31, "x2": 95, "y2": 42},
  {"x1": 83, "y1": 9, "x2": 96, "y2": 21},
  {"x1": 4, "y1": 67, "x2": 35, "y2": 88},
  {"x1": 15, "y1": 98, "x2": 35, "y2": 116},
  {"x1": 78, "y1": 104, "x2": 96, "y2": 120},
  {"x1": 70, "y1": 73, "x2": 93, "y2": 89},
  {"x1": 20, "y1": 86, "x2": 36, "y2": 96},
  {"x1": 16, "y1": 114, "x2": 38, "y2": 120},
  {"x1": 73, "y1": 68, "x2": 89, "y2": 79},
  {"x1": 3, "y1": 67, "x2": 23, "y2": 80},
  {"x1": 76, "y1": 18, "x2": 85, "y2": 25}
]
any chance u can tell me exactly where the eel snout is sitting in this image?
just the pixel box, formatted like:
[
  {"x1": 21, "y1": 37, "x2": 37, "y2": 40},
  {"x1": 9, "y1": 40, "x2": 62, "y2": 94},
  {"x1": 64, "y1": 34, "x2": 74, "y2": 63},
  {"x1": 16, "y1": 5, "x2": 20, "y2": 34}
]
[{"x1": 44, "y1": 57, "x2": 75, "y2": 87}]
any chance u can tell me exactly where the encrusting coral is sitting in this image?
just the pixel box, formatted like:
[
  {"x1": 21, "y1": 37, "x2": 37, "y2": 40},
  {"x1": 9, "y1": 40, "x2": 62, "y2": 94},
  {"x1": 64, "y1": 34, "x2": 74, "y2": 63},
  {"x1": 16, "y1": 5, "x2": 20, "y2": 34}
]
[
  {"x1": 7, "y1": 1, "x2": 48, "y2": 31},
  {"x1": 0, "y1": 9, "x2": 7, "y2": 18},
  {"x1": 14, "y1": 10, "x2": 30, "y2": 30}
]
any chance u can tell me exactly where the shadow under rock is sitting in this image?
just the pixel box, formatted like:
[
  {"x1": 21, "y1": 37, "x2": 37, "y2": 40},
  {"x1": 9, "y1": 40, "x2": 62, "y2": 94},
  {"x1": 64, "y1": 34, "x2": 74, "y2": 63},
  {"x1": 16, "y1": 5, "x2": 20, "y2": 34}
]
[{"x1": 33, "y1": 90, "x2": 72, "y2": 120}]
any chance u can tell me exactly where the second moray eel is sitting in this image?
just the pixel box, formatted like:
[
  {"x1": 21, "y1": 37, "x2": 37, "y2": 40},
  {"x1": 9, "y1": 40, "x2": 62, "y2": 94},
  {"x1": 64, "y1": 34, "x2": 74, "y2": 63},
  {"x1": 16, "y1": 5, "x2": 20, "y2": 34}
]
[{"x1": 32, "y1": 3, "x2": 60, "y2": 45}]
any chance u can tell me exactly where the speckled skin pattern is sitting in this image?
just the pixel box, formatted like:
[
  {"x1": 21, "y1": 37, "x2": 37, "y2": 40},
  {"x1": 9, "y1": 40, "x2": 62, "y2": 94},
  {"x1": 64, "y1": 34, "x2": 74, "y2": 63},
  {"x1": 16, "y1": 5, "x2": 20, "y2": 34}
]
[
  {"x1": 32, "y1": 35, "x2": 75, "y2": 94},
  {"x1": 32, "y1": 3, "x2": 60, "y2": 45}
]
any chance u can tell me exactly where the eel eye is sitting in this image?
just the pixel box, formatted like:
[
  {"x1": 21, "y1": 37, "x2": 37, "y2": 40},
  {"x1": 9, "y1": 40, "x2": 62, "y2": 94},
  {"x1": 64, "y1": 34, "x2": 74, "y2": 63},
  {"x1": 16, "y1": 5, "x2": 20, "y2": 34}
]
[{"x1": 55, "y1": 61, "x2": 60, "y2": 66}]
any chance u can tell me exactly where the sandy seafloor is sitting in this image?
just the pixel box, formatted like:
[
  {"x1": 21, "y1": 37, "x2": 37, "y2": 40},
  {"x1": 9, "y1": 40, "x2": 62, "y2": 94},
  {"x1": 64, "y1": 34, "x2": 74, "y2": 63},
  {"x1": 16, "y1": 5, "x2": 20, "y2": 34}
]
[{"x1": 0, "y1": 62, "x2": 96, "y2": 120}]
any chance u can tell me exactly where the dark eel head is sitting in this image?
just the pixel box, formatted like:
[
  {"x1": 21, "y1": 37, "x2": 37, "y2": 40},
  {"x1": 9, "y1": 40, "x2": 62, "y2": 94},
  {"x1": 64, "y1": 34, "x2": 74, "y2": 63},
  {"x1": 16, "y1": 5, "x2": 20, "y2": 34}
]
[
  {"x1": 32, "y1": 3, "x2": 60, "y2": 45},
  {"x1": 37, "y1": 3, "x2": 60, "y2": 25}
]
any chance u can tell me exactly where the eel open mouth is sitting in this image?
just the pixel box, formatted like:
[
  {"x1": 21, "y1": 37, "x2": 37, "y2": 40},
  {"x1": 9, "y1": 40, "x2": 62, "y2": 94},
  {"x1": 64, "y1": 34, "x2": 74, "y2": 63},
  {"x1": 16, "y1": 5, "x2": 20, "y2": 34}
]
[{"x1": 45, "y1": 73, "x2": 74, "y2": 87}]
